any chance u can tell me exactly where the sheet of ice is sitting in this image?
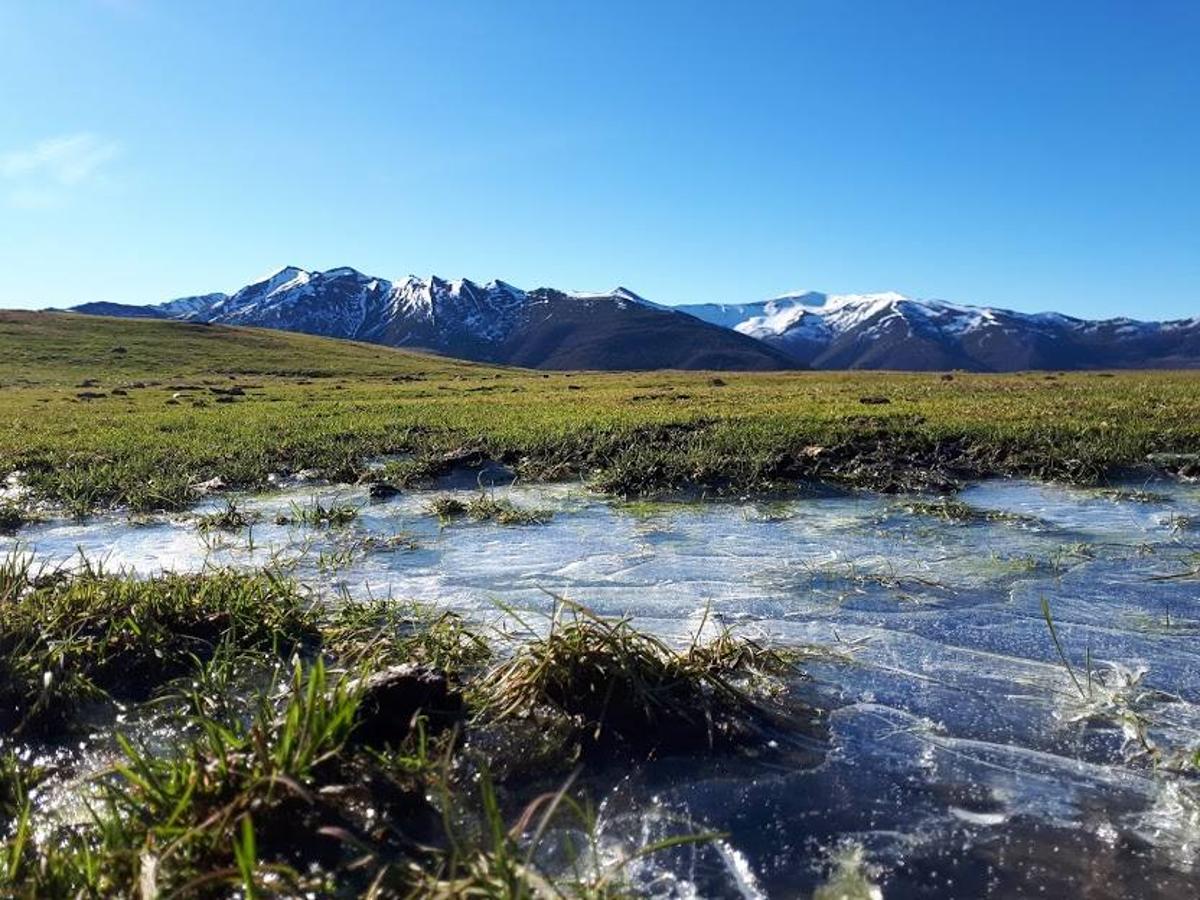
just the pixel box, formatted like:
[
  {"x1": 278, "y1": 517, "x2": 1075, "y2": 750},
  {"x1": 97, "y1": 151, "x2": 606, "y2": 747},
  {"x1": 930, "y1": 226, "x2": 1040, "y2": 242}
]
[{"x1": 5, "y1": 477, "x2": 1199, "y2": 895}]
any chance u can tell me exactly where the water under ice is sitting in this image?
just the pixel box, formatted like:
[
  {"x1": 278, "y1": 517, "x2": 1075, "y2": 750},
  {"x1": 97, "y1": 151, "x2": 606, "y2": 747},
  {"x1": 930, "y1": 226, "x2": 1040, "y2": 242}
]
[{"x1": 4, "y1": 477, "x2": 1200, "y2": 898}]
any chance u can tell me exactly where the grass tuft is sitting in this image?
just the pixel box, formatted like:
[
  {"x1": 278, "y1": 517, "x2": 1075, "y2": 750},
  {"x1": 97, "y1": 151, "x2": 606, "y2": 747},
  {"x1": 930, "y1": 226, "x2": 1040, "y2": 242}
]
[
  {"x1": 196, "y1": 497, "x2": 259, "y2": 532},
  {"x1": 323, "y1": 599, "x2": 492, "y2": 674},
  {"x1": 428, "y1": 493, "x2": 551, "y2": 525},
  {"x1": 0, "y1": 555, "x2": 318, "y2": 732},
  {"x1": 276, "y1": 498, "x2": 359, "y2": 527},
  {"x1": 901, "y1": 498, "x2": 1034, "y2": 524},
  {"x1": 481, "y1": 599, "x2": 801, "y2": 752}
]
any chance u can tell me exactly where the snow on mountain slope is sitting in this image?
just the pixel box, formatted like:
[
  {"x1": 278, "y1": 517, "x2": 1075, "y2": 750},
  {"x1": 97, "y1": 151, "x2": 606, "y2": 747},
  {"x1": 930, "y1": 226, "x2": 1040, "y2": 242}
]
[
  {"x1": 677, "y1": 291, "x2": 1200, "y2": 370},
  {"x1": 68, "y1": 267, "x2": 796, "y2": 371},
  {"x1": 67, "y1": 269, "x2": 1200, "y2": 372}
]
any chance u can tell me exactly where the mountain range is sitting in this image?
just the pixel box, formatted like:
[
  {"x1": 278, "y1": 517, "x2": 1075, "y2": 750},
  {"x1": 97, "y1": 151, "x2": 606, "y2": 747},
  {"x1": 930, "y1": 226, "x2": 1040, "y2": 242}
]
[{"x1": 69, "y1": 266, "x2": 1200, "y2": 372}]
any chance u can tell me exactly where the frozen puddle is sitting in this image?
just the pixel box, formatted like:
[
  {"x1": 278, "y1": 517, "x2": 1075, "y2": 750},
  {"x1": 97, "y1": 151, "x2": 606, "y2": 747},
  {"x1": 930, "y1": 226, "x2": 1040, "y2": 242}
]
[{"x1": 5, "y1": 478, "x2": 1200, "y2": 897}]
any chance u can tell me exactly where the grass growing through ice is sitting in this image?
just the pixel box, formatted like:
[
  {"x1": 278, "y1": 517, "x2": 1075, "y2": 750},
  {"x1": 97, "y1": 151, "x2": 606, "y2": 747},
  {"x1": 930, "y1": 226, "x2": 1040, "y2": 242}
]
[
  {"x1": 0, "y1": 550, "x2": 317, "y2": 732},
  {"x1": 3, "y1": 658, "x2": 370, "y2": 896},
  {"x1": 0, "y1": 551, "x2": 821, "y2": 895},
  {"x1": 1038, "y1": 596, "x2": 1198, "y2": 771},
  {"x1": 901, "y1": 498, "x2": 1037, "y2": 525},
  {"x1": 481, "y1": 598, "x2": 806, "y2": 752},
  {"x1": 4, "y1": 312, "x2": 1200, "y2": 513},
  {"x1": 195, "y1": 497, "x2": 259, "y2": 532},
  {"x1": 428, "y1": 492, "x2": 552, "y2": 525},
  {"x1": 276, "y1": 498, "x2": 359, "y2": 527},
  {"x1": 412, "y1": 771, "x2": 714, "y2": 899}
]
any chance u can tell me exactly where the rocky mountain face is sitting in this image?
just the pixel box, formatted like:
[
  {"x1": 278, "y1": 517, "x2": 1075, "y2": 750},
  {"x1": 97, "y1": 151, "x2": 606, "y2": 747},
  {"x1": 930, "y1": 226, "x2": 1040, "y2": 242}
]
[
  {"x1": 69, "y1": 268, "x2": 1199, "y2": 371},
  {"x1": 72, "y1": 267, "x2": 797, "y2": 371}
]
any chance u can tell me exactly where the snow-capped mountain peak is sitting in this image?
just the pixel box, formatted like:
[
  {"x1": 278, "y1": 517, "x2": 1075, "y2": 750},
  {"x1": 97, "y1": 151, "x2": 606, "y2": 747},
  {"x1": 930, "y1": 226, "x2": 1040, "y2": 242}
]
[
  {"x1": 676, "y1": 289, "x2": 1200, "y2": 370},
  {"x1": 68, "y1": 266, "x2": 1200, "y2": 372}
]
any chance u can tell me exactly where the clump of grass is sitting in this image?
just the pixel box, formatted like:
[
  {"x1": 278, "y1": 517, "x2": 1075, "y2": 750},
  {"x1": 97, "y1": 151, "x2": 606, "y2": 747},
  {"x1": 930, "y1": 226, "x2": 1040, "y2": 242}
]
[
  {"x1": 122, "y1": 470, "x2": 199, "y2": 514},
  {"x1": 481, "y1": 600, "x2": 801, "y2": 753},
  {"x1": 427, "y1": 493, "x2": 551, "y2": 525},
  {"x1": 0, "y1": 554, "x2": 318, "y2": 732},
  {"x1": 901, "y1": 498, "x2": 1032, "y2": 524},
  {"x1": 323, "y1": 599, "x2": 492, "y2": 674},
  {"x1": 3, "y1": 658, "x2": 373, "y2": 896},
  {"x1": 276, "y1": 498, "x2": 359, "y2": 527},
  {"x1": 1, "y1": 654, "x2": 695, "y2": 897},
  {"x1": 195, "y1": 497, "x2": 258, "y2": 532},
  {"x1": 1097, "y1": 487, "x2": 1172, "y2": 504},
  {"x1": 427, "y1": 494, "x2": 468, "y2": 519},
  {"x1": 372, "y1": 455, "x2": 442, "y2": 488},
  {"x1": 466, "y1": 494, "x2": 552, "y2": 525},
  {"x1": 1167, "y1": 514, "x2": 1197, "y2": 533},
  {"x1": 361, "y1": 531, "x2": 420, "y2": 552}
]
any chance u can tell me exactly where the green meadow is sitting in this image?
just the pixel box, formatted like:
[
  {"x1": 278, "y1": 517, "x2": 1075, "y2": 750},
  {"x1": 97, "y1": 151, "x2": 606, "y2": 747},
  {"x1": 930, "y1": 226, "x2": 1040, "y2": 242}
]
[{"x1": 2, "y1": 310, "x2": 1199, "y2": 516}]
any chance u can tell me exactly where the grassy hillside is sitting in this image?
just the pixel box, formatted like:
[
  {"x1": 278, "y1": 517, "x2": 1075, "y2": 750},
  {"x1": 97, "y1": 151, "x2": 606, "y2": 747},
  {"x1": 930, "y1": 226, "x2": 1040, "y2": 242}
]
[
  {"x1": 0, "y1": 310, "x2": 487, "y2": 382},
  {"x1": 2, "y1": 310, "x2": 1199, "y2": 513}
]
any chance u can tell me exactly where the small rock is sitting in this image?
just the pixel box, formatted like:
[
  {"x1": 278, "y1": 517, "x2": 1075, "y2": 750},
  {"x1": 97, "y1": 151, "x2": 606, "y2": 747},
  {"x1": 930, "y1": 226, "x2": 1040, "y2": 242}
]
[
  {"x1": 859, "y1": 396, "x2": 891, "y2": 405},
  {"x1": 368, "y1": 482, "x2": 402, "y2": 500},
  {"x1": 76, "y1": 391, "x2": 106, "y2": 400}
]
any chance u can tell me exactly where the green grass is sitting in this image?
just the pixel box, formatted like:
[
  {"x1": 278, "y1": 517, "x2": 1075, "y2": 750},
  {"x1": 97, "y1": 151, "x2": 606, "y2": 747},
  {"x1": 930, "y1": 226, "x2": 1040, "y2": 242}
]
[
  {"x1": 481, "y1": 599, "x2": 804, "y2": 753},
  {"x1": 900, "y1": 498, "x2": 1037, "y2": 525},
  {"x1": 322, "y1": 598, "x2": 493, "y2": 673},
  {"x1": 0, "y1": 576, "x2": 744, "y2": 896},
  {"x1": 276, "y1": 498, "x2": 359, "y2": 527},
  {"x1": 428, "y1": 492, "x2": 552, "y2": 525},
  {"x1": 195, "y1": 497, "x2": 258, "y2": 531},
  {"x1": 2, "y1": 311, "x2": 1200, "y2": 514},
  {"x1": 0, "y1": 552, "x2": 318, "y2": 732}
]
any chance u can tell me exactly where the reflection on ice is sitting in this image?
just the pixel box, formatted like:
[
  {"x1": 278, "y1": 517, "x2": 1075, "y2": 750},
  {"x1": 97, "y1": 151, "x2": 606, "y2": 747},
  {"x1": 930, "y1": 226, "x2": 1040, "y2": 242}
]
[{"x1": 4, "y1": 477, "x2": 1199, "y2": 895}]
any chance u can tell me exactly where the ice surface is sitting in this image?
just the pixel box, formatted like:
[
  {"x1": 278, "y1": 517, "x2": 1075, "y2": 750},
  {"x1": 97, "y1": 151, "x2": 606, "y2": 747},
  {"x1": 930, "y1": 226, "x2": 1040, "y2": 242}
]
[{"x1": 5, "y1": 477, "x2": 1199, "y2": 895}]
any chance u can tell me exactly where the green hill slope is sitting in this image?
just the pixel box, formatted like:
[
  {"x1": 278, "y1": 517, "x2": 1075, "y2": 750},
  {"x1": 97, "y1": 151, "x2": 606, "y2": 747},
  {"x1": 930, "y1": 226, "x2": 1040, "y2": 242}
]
[{"x1": 0, "y1": 311, "x2": 487, "y2": 385}]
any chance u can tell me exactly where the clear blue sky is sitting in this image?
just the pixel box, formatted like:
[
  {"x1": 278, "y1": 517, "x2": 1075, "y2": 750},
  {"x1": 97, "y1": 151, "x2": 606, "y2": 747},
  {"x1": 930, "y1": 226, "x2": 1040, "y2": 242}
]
[{"x1": 1, "y1": 1, "x2": 1197, "y2": 319}]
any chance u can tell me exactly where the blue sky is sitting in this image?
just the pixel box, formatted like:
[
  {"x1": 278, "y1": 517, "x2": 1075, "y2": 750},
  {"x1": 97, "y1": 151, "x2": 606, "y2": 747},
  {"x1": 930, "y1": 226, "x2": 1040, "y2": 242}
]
[{"x1": 1, "y1": 1, "x2": 1197, "y2": 318}]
